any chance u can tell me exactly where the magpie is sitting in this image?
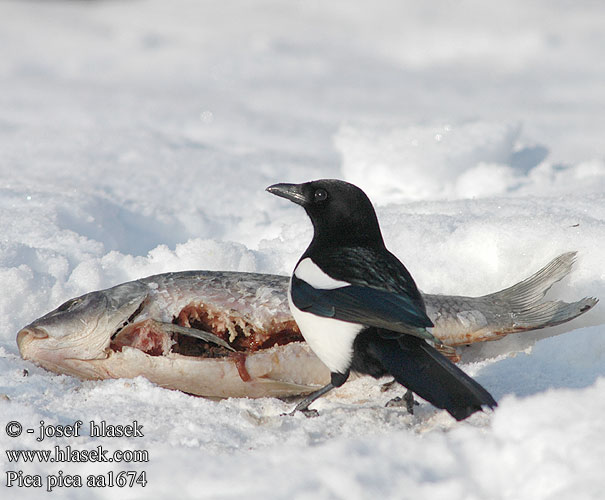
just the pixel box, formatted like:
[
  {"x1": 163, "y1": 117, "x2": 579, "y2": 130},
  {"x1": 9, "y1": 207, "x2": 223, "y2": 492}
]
[{"x1": 266, "y1": 179, "x2": 497, "y2": 421}]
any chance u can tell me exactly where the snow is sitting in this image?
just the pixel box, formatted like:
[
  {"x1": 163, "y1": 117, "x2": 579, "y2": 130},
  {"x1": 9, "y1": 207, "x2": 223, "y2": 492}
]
[{"x1": 1, "y1": 0, "x2": 604, "y2": 498}]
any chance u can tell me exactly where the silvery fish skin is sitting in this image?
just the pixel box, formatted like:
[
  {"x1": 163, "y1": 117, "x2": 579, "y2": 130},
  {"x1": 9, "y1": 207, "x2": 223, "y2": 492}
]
[{"x1": 16, "y1": 252, "x2": 597, "y2": 398}]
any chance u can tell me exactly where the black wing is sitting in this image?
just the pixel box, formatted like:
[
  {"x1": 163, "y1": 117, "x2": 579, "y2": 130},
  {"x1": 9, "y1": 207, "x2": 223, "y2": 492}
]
[
  {"x1": 306, "y1": 245, "x2": 427, "y2": 312},
  {"x1": 291, "y1": 275, "x2": 437, "y2": 342}
]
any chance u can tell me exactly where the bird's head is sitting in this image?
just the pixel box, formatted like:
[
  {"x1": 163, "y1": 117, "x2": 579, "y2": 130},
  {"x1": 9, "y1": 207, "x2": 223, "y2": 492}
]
[{"x1": 266, "y1": 179, "x2": 384, "y2": 248}]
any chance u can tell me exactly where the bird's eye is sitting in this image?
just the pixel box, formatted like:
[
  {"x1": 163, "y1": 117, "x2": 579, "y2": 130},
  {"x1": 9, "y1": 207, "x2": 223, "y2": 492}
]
[{"x1": 314, "y1": 188, "x2": 328, "y2": 203}]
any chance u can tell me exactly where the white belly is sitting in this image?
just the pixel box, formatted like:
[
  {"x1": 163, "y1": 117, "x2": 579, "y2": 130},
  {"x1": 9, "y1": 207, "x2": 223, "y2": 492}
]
[{"x1": 288, "y1": 284, "x2": 362, "y2": 374}]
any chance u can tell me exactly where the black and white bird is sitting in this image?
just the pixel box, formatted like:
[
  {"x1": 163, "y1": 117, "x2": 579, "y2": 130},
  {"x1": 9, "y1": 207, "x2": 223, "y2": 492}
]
[{"x1": 266, "y1": 179, "x2": 497, "y2": 421}]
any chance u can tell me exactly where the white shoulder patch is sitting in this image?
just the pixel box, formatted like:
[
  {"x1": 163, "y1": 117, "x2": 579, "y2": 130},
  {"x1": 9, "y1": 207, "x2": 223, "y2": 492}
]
[{"x1": 294, "y1": 258, "x2": 350, "y2": 290}]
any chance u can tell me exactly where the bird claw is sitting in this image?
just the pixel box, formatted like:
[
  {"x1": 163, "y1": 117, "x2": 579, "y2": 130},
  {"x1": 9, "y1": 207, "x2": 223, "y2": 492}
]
[
  {"x1": 280, "y1": 408, "x2": 320, "y2": 418},
  {"x1": 385, "y1": 396, "x2": 404, "y2": 407},
  {"x1": 386, "y1": 390, "x2": 419, "y2": 414}
]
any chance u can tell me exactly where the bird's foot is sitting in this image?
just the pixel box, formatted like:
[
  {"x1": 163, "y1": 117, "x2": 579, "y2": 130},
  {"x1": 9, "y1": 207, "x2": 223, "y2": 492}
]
[
  {"x1": 280, "y1": 408, "x2": 320, "y2": 418},
  {"x1": 386, "y1": 389, "x2": 419, "y2": 415},
  {"x1": 300, "y1": 408, "x2": 320, "y2": 418},
  {"x1": 280, "y1": 382, "x2": 334, "y2": 417},
  {"x1": 385, "y1": 396, "x2": 404, "y2": 408}
]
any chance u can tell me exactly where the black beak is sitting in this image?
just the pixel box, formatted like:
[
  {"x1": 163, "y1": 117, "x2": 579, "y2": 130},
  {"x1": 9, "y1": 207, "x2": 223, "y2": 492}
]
[{"x1": 266, "y1": 183, "x2": 307, "y2": 206}]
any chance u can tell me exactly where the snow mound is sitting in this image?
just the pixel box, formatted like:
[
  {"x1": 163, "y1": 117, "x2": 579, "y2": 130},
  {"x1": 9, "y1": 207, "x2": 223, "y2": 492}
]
[{"x1": 336, "y1": 122, "x2": 605, "y2": 202}]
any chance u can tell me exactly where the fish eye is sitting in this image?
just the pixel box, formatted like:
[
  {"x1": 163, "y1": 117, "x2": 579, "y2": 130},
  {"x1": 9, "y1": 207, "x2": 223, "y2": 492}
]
[
  {"x1": 57, "y1": 298, "x2": 81, "y2": 312},
  {"x1": 314, "y1": 188, "x2": 328, "y2": 203}
]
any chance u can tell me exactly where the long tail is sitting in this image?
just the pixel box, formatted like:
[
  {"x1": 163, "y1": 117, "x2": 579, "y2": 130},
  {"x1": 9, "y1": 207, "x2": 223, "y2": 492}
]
[
  {"x1": 482, "y1": 251, "x2": 598, "y2": 330},
  {"x1": 368, "y1": 335, "x2": 497, "y2": 421}
]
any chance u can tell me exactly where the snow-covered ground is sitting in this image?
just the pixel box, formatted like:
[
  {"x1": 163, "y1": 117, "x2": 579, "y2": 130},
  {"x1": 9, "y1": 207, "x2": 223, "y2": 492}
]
[{"x1": 1, "y1": 1, "x2": 605, "y2": 498}]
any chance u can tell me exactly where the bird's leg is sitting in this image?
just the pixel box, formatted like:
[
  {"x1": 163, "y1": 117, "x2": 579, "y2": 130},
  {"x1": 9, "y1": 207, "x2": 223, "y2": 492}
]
[
  {"x1": 285, "y1": 370, "x2": 350, "y2": 418},
  {"x1": 287, "y1": 383, "x2": 336, "y2": 418},
  {"x1": 403, "y1": 389, "x2": 418, "y2": 414},
  {"x1": 385, "y1": 389, "x2": 419, "y2": 414}
]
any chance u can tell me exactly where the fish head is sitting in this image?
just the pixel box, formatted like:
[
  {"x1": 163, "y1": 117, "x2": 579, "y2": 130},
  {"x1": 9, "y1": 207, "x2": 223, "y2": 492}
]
[
  {"x1": 17, "y1": 282, "x2": 148, "y2": 376},
  {"x1": 14, "y1": 275, "x2": 328, "y2": 397}
]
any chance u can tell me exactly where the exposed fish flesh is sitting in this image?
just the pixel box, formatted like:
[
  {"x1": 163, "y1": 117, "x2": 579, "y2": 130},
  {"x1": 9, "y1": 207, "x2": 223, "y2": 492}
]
[{"x1": 17, "y1": 252, "x2": 597, "y2": 398}]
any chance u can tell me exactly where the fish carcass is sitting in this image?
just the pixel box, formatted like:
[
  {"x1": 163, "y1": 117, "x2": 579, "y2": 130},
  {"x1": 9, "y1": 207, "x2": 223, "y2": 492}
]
[{"x1": 17, "y1": 252, "x2": 597, "y2": 398}]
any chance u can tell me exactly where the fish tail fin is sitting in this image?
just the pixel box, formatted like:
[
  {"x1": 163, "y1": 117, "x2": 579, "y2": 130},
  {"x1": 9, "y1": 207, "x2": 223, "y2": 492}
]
[
  {"x1": 369, "y1": 336, "x2": 496, "y2": 421},
  {"x1": 485, "y1": 252, "x2": 598, "y2": 330}
]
